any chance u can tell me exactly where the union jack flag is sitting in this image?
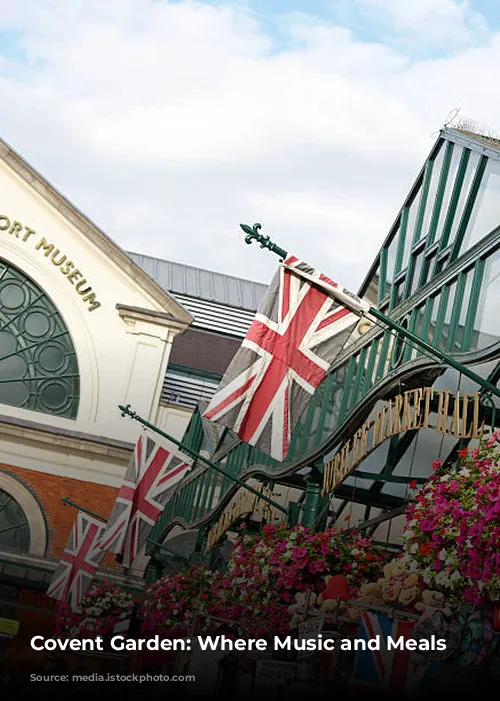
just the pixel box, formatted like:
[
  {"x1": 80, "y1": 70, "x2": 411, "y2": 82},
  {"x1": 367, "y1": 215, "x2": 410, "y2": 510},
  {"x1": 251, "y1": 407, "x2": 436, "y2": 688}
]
[
  {"x1": 350, "y1": 613, "x2": 441, "y2": 695},
  {"x1": 100, "y1": 433, "x2": 192, "y2": 568},
  {"x1": 47, "y1": 511, "x2": 106, "y2": 610},
  {"x1": 203, "y1": 256, "x2": 368, "y2": 461}
]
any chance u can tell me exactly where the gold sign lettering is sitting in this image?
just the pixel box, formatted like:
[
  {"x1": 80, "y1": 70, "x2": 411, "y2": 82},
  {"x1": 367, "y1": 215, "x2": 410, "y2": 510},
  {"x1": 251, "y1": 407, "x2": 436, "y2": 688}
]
[
  {"x1": 1, "y1": 213, "x2": 101, "y2": 311},
  {"x1": 206, "y1": 485, "x2": 281, "y2": 552},
  {"x1": 322, "y1": 385, "x2": 486, "y2": 496}
]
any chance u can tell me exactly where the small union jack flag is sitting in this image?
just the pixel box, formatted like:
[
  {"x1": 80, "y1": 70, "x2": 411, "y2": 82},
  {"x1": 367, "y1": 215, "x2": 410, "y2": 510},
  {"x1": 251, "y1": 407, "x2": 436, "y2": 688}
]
[
  {"x1": 47, "y1": 511, "x2": 105, "y2": 610},
  {"x1": 350, "y1": 613, "x2": 441, "y2": 694},
  {"x1": 203, "y1": 256, "x2": 368, "y2": 461},
  {"x1": 100, "y1": 433, "x2": 192, "y2": 568}
]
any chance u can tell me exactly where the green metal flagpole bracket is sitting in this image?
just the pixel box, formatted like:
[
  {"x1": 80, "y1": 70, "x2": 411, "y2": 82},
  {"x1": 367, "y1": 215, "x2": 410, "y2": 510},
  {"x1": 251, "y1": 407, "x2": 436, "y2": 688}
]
[
  {"x1": 61, "y1": 496, "x2": 107, "y2": 522},
  {"x1": 118, "y1": 404, "x2": 288, "y2": 516},
  {"x1": 241, "y1": 224, "x2": 500, "y2": 400},
  {"x1": 240, "y1": 223, "x2": 288, "y2": 261}
]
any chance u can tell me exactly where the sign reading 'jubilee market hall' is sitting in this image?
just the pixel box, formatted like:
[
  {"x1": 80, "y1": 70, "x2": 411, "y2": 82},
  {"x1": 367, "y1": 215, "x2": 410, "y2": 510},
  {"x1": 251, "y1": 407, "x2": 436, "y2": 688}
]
[{"x1": 322, "y1": 386, "x2": 485, "y2": 496}]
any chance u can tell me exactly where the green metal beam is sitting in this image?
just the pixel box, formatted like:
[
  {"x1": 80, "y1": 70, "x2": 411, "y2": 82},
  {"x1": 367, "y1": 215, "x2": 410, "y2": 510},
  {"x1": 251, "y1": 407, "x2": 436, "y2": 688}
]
[
  {"x1": 345, "y1": 505, "x2": 407, "y2": 533},
  {"x1": 353, "y1": 471, "x2": 426, "y2": 485},
  {"x1": 146, "y1": 538, "x2": 189, "y2": 562},
  {"x1": 335, "y1": 485, "x2": 403, "y2": 510}
]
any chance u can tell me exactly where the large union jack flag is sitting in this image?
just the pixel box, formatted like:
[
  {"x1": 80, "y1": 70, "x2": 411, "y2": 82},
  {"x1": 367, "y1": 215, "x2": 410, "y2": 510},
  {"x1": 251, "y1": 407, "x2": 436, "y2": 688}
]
[
  {"x1": 100, "y1": 433, "x2": 192, "y2": 568},
  {"x1": 47, "y1": 511, "x2": 106, "y2": 610},
  {"x1": 203, "y1": 256, "x2": 368, "y2": 461},
  {"x1": 350, "y1": 613, "x2": 441, "y2": 695}
]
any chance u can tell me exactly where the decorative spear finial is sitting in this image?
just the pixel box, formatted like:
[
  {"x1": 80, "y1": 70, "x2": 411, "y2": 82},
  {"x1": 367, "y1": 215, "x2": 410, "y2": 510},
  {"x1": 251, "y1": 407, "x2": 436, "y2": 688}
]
[
  {"x1": 240, "y1": 223, "x2": 288, "y2": 262},
  {"x1": 119, "y1": 404, "x2": 136, "y2": 419}
]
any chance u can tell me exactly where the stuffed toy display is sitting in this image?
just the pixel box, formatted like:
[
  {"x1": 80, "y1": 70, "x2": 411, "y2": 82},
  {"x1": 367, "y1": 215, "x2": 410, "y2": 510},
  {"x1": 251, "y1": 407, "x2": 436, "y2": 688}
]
[
  {"x1": 414, "y1": 589, "x2": 452, "y2": 621},
  {"x1": 378, "y1": 560, "x2": 420, "y2": 608},
  {"x1": 348, "y1": 558, "x2": 448, "y2": 619},
  {"x1": 288, "y1": 591, "x2": 319, "y2": 629}
]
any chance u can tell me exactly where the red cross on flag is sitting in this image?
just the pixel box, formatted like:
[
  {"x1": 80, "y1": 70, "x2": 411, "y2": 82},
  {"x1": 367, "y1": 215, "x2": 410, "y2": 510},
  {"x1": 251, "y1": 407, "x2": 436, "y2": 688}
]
[
  {"x1": 100, "y1": 433, "x2": 192, "y2": 568},
  {"x1": 203, "y1": 256, "x2": 369, "y2": 461},
  {"x1": 47, "y1": 511, "x2": 106, "y2": 610}
]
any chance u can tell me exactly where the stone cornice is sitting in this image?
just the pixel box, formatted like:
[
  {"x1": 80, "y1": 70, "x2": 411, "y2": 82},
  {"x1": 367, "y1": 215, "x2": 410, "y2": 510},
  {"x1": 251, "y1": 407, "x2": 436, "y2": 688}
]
[{"x1": 0, "y1": 414, "x2": 133, "y2": 459}]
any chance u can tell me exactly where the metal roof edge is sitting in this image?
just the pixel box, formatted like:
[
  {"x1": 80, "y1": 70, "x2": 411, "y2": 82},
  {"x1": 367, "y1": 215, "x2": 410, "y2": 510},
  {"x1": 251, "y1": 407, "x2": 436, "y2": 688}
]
[{"x1": 357, "y1": 131, "x2": 444, "y2": 299}]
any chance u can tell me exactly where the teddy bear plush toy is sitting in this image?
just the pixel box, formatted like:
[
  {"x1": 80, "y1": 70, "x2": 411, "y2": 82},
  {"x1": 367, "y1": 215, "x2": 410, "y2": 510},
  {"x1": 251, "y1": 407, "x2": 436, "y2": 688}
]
[
  {"x1": 378, "y1": 560, "x2": 420, "y2": 609},
  {"x1": 348, "y1": 582, "x2": 385, "y2": 622},
  {"x1": 414, "y1": 589, "x2": 451, "y2": 622},
  {"x1": 288, "y1": 591, "x2": 319, "y2": 629}
]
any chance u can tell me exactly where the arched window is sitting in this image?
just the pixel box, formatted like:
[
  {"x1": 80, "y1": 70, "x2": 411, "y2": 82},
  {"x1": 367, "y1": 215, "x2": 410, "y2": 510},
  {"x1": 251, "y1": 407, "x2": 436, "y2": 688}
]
[
  {"x1": 0, "y1": 488, "x2": 30, "y2": 551},
  {"x1": 0, "y1": 258, "x2": 79, "y2": 418}
]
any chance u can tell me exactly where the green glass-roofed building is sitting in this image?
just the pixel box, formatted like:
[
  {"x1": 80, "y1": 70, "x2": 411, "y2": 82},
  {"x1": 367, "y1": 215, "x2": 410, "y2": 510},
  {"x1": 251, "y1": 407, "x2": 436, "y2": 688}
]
[{"x1": 143, "y1": 124, "x2": 500, "y2": 574}]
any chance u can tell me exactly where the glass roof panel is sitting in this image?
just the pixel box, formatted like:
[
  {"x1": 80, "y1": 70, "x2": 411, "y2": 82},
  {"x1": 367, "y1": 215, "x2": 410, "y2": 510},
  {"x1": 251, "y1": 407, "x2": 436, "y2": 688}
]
[{"x1": 460, "y1": 158, "x2": 500, "y2": 254}]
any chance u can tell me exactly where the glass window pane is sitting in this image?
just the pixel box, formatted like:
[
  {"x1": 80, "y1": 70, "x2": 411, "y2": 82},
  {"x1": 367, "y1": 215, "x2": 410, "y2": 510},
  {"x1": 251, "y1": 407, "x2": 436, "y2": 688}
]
[
  {"x1": 458, "y1": 270, "x2": 474, "y2": 327},
  {"x1": 435, "y1": 254, "x2": 448, "y2": 275},
  {"x1": 0, "y1": 258, "x2": 80, "y2": 418},
  {"x1": 470, "y1": 250, "x2": 500, "y2": 350},
  {"x1": 420, "y1": 251, "x2": 437, "y2": 286},
  {"x1": 447, "y1": 150, "x2": 481, "y2": 248},
  {"x1": 435, "y1": 144, "x2": 463, "y2": 244},
  {"x1": 409, "y1": 250, "x2": 425, "y2": 297},
  {"x1": 384, "y1": 225, "x2": 399, "y2": 299},
  {"x1": 419, "y1": 144, "x2": 445, "y2": 244},
  {"x1": 400, "y1": 190, "x2": 422, "y2": 272},
  {"x1": 439, "y1": 281, "x2": 457, "y2": 350},
  {"x1": 427, "y1": 294, "x2": 440, "y2": 345},
  {"x1": 453, "y1": 269, "x2": 474, "y2": 351},
  {"x1": 0, "y1": 489, "x2": 30, "y2": 551},
  {"x1": 414, "y1": 303, "x2": 426, "y2": 338},
  {"x1": 391, "y1": 278, "x2": 406, "y2": 309},
  {"x1": 406, "y1": 188, "x2": 421, "y2": 247},
  {"x1": 364, "y1": 265, "x2": 380, "y2": 306},
  {"x1": 460, "y1": 159, "x2": 500, "y2": 254}
]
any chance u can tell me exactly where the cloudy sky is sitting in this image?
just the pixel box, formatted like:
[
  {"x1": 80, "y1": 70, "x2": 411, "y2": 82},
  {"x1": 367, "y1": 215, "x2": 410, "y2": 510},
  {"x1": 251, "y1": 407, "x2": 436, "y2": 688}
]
[{"x1": 1, "y1": 0, "x2": 500, "y2": 291}]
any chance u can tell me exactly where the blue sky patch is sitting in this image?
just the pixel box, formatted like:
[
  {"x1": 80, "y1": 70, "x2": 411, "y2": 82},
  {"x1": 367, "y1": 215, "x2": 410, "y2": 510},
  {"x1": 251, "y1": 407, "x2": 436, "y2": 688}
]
[{"x1": 0, "y1": 30, "x2": 25, "y2": 61}]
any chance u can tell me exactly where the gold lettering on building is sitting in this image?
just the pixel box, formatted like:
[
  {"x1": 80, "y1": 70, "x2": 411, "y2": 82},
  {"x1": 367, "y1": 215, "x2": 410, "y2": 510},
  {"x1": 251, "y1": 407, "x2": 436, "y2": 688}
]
[
  {"x1": 206, "y1": 485, "x2": 281, "y2": 552},
  {"x1": 322, "y1": 385, "x2": 485, "y2": 496}
]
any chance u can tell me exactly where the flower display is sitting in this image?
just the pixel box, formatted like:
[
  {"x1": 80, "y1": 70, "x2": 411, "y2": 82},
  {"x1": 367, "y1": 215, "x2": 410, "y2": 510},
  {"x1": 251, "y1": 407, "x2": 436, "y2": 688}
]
[
  {"x1": 141, "y1": 564, "x2": 220, "y2": 638},
  {"x1": 402, "y1": 433, "x2": 500, "y2": 606},
  {"x1": 54, "y1": 582, "x2": 134, "y2": 638},
  {"x1": 140, "y1": 525, "x2": 386, "y2": 639},
  {"x1": 214, "y1": 523, "x2": 387, "y2": 637}
]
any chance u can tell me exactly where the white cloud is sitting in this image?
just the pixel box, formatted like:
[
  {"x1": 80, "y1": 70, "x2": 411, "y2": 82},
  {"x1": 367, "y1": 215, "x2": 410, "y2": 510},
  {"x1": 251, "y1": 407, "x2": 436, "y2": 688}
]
[
  {"x1": 0, "y1": 0, "x2": 498, "y2": 291},
  {"x1": 344, "y1": 0, "x2": 488, "y2": 45}
]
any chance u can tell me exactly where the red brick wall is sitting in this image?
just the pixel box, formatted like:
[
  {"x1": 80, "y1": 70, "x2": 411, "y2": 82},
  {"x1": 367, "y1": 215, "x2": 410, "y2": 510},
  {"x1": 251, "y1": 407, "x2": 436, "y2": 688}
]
[{"x1": 0, "y1": 463, "x2": 119, "y2": 565}]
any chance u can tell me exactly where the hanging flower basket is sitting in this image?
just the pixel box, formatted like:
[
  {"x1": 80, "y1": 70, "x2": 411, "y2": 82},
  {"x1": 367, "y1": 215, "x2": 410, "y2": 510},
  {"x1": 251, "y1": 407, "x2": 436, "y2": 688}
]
[
  {"x1": 214, "y1": 523, "x2": 388, "y2": 637},
  {"x1": 141, "y1": 564, "x2": 219, "y2": 638},
  {"x1": 54, "y1": 582, "x2": 134, "y2": 639},
  {"x1": 402, "y1": 434, "x2": 500, "y2": 606},
  {"x1": 139, "y1": 526, "x2": 387, "y2": 640}
]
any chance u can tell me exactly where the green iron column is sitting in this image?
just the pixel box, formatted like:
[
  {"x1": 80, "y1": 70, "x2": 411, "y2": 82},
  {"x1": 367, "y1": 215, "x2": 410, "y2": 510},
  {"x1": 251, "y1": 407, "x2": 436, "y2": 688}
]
[
  {"x1": 189, "y1": 527, "x2": 209, "y2": 564},
  {"x1": 287, "y1": 501, "x2": 300, "y2": 527},
  {"x1": 145, "y1": 557, "x2": 163, "y2": 585},
  {"x1": 300, "y1": 476, "x2": 323, "y2": 528}
]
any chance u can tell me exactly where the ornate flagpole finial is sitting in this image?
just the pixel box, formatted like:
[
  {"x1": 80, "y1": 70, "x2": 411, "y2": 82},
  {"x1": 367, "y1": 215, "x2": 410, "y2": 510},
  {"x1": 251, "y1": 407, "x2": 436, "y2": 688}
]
[
  {"x1": 119, "y1": 404, "x2": 136, "y2": 419},
  {"x1": 240, "y1": 223, "x2": 288, "y2": 262}
]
